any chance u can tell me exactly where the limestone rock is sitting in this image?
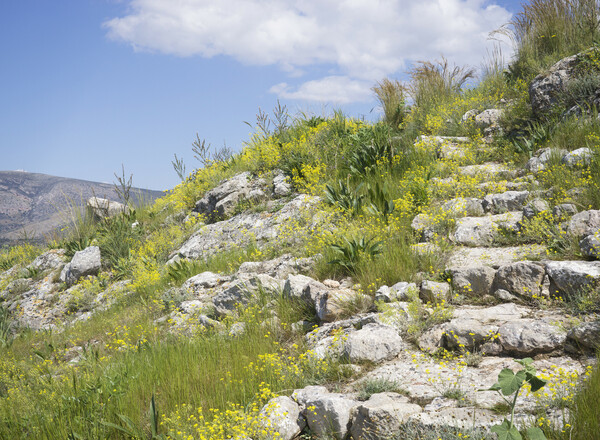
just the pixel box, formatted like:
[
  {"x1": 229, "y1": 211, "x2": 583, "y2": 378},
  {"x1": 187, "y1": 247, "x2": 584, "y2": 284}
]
[
  {"x1": 498, "y1": 320, "x2": 566, "y2": 356},
  {"x1": 27, "y1": 249, "x2": 66, "y2": 272},
  {"x1": 452, "y1": 212, "x2": 522, "y2": 247},
  {"x1": 562, "y1": 147, "x2": 593, "y2": 168},
  {"x1": 492, "y1": 261, "x2": 545, "y2": 298},
  {"x1": 567, "y1": 210, "x2": 600, "y2": 238},
  {"x1": 237, "y1": 254, "x2": 314, "y2": 279},
  {"x1": 87, "y1": 197, "x2": 128, "y2": 219},
  {"x1": 350, "y1": 393, "x2": 421, "y2": 440},
  {"x1": 420, "y1": 281, "x2": 450, "y2": 303},
  {"x1": 316, "y1": 289, "x2": 364, "y2": 322},
  {"x1": 304, "y1": 393, "x2": 359, "y2": 439},
  {"x1": 442, "y1": 198, "x2": 484, "y2": 217},
  {"x1": 482, "y1": 191, "x2": 529, "y2": 214},
  {"x1": 292, "y1": 385, "x2": 330, "y2": 407},
  {"x1": 59, "y1": 246, "x2": 101, "y2": 286},
  {"x1": 283, "y1": 274, "x2": 327, "y2": 304},
  {"x1": 182, "y1": 271, "x2": 228, "y2": 294},
  {"x1": 474, "y1": 109, "x2": 503, "y2": 129},
  {"x1": 212, "y1": 274, "x2": 281, "y2": 316},
  {"x1": 580, "y1": 232, "x2": 600, "y2": 259},
  {"x1": 522, "y1": 199, "x2": 550, "y2": 220},
  {"x1": 529, "y1": 53, "x2": 578, "y2": 116},
  {"x1": 545, "y1": 260, "x2": 600, "y2": 298},
  {"x1": 260, "y1": 396, "x2": 305, "y2": 440},
  {"x1": 566, "y1": 321, "x2": 600, "y2": 354},
  {"x1": 553, "y1": 203, "x2": 578, "y2": 219},
  {"x1": 451, "y1": 266, "x2": 496, "y2": 296},
  {"x1": 194, "y1": 172, "x2": 267, "y2": 222},
  {"x1": 375, "y1": 282, "x2": 417, "y2": 303},
  {"x1": 273, "y1": 171, "x2": 293, "y2": 197},
  {"x1": 342, "y1": 324, "x2": 403, "y2": 363}
]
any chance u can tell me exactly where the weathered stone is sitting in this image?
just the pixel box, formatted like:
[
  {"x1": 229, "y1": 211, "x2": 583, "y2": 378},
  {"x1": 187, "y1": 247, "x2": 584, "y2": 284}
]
[
  {"x1": 529, "y1": 53, "x2": 578, "y2": 116},
  {"x1": 566, "y1": 321, "x2": 600, "y2": 354},
  {"x1": 562, "y1": 147, "x2": 593, "y2": 168},
  {"x1": 442, "y1": 198, "x2": 484, "y2": 217},
  {"x1": 482, "y1": 191, "x2": 529, "y2": 214},
  {"x1": 492, "y1": 261, "x2": 546, "y2": 298},
  {"x1": 580, "y1": 232, "x2": 600, "y2": 259},
  {"x1": 451, "y1": 266, "x2": 496, "y2": 296},
  {"x1": 417, "y1": 136, "x2": 472, "y2": 160},
  {"x1": 447, "y1": 245, "x2": 546, "y2": 269},
  {"x1": 458, "y1": 163, "x2": 513, "y2": 178},
  {"x1": 350, "y1": 393, "x2": 421, "y2": 440},
  {"x1": 59, "y1": 246, "x2": 101, "y2": 286},
  {"x1": 304, "y1": 393, "x2": 359, "y2": 439},
  {"x1": 175, "y1": 195, "x2": 319, "y2": 259},
  {"x1": 498, "y1": 320, "x2": 566, "y2": 356},
  {"x1": 474, "y1": 109, "x2": 503, "y2": 128},
  {"x1": 194, "y1": 172, "x2": 267, "y2": 221},
  {"x1": 182, "y1": 271, "x2": 228, "y2": 293},
  {"x1": 553, "y1": 203, "x2": 578, "y2": 219},
  {"x1": 342, "y1": 324, "x2": 403, "y2": 363},
  {"x1": 283, "y1": 274, "x2": 327, "y2": 304},
  {"x1": 292, "y1": 386, "x2": 329, "y2": 407},
  {"x1": 567, "y1": 210, "x2": 600, "y2": 238},
  {"x1": 87, "y1": 197, "x2": 128, "y2": 219},
  {"x1": 408, "y1": 407, "x2": 500, "y2": 430},
  {"x1": 375, "y1": 282, "x2": 417, "y2": 303},
  {"x1": 273, "y1": 171, "x2": 293, "y2": 197},
  {"x1": 316, "y1": 289, "x2": 365, "y2": 322},
  {"x1": 212, "y1": 274, "x2": 281, "y2": 316},
  {"x1": 419, "y1": 281, "x2": 450, "y2": 303},
  {"x1": 522, "y1": 199, "x2": 550, "y2": 220},
  {"x1": 452, "y1": 212, "x2": 522, "y2": 246},
  {"x1": 525, "y1": 148, "x2": 568, "y2": 173},
  {"x1": 260, "y1": 396, "x2": 305, "y2": 440},
  {"x1": 238, "y1": 254, "x2": 314, "y2": 279},
  {"x1": 545, "y1": 260, "x2": 600, "y2": 298},
  {"x1": 27, "y1": 249, "x2": 66, "y2": 272}
]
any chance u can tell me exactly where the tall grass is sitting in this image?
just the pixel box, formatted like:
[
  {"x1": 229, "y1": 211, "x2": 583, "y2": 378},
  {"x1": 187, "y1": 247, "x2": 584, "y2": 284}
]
[
  {"x1": 408, "y1": 58, "x2": 475, "y2": 112},
  {"x1": 372, "y1": 78, "x2": 407, "y2": 130},
  {"x1": 569, "y1": 356, "x2": 600, "y2": 440},
  {"x1": 504, "y1": 0, "x2": 600, "y2": 80}
]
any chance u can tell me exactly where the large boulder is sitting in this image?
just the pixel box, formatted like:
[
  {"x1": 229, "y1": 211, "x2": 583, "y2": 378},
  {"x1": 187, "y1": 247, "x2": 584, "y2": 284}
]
[
  {"x1": 529, "y1": 53, "x2": 579, "y2": 116},
  {"x1": 59, "y1": 246, "x2": 101, "y2": 286},
  {"x1": 474, "y1": 109, "x2": 503, "y2": 129},
  {"x1": 350, "y1": 393, "x2": 421, "y2": 440},
  {"x1": 492, "y1": 261, "x2": 546, "y2": 298},
  {"x1": 283, "y1": 274, "x2": 327, "y2": 304},
  {"x1": 451, "y1": 266, "x2": 496, "y2": 296},
  {"x1": 580, "y1": 232, "x2": 600, "y2": 259},
  {"x1": 342, "y1": 324, "x2": 404, "y2": 363},
  {"x1": 452, "y1": 212, "x2": 522, "y2": 246},
  {"x1": 304, "y1": 393, "x2": 359, "y2": 439},
  {"x1": 87, "y1": 197, "x2": 128, "y2": 220},
  {"x1": 525, "y1": 148, "x2": 568, "y2": 173},
  {"x1": 482, "y1": 191, "x2": 529, "y2": 214},
  {"x1": 27, "y1": 249, "x2": 66, "y2": 272},
  {"x1": 562, "y1": 147, "x2": 593, "y2": 168},
  {"x1": 566, "y1": 321, "x2": 600, "y2": 354},
  {"x1": 260, "y1": 396, "x2": 305, "y2": 440},
  {"x1": 498, "y1": 320, "x2": 566, "y2": 356},
  {"x1": 545, "y1": 260, "x2": 600, "y2": 298},
  {"x1": 567, "y1": 210, "x2": 600, "y2": 238},
  {"x1": 374, "y1": 282, "x2": 417, "y2": 303},
  {"x1": 194, "y1": 172, "x2": 267, "y2": 222},
  {"x1": 211, "y1": 274, "x2": 281, "y2": 316},
  {"x1": 442, "y1": 198, "x2": 484, "y2": 217}
]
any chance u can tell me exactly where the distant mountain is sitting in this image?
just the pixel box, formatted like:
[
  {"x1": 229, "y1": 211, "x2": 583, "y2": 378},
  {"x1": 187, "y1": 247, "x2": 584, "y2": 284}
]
[{"x1": 0, "y1": 171, "x2": 164, "y2": 246}]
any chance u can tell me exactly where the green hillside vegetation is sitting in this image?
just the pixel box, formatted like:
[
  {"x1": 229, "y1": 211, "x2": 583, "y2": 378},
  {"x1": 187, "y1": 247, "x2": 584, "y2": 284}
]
[{"x1": 1, "y1": 1, "x2": 600, "y2": 439}]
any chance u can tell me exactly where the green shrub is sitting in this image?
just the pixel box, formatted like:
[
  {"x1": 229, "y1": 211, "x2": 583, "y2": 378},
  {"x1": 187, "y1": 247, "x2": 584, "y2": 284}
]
[
  {"x1": 328, "y1": 236, "x2": 383, "y2": 276},
  {"x1": 372, "y1": 78, "x2": 407, "y2": 129}
]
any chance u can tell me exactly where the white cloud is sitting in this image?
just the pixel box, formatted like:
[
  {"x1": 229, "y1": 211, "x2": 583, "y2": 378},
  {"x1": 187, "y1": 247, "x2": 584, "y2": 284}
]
[
  {"x1": 105, "y1": 0, "x2": 512, "y2": 102},
  {"x1": 270, "y1": 76, "x2": 373, "y2": 103}
]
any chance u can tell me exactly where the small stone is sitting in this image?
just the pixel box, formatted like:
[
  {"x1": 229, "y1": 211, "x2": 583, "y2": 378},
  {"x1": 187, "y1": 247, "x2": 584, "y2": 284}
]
[{"x1": 419, "y1": 281, "x2": 450, "y2": 303}]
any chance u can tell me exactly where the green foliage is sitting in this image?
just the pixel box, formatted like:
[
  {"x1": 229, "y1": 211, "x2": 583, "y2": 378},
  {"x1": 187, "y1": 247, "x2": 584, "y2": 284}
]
[
  {"x1": 0, "y1": 307, "x2": 13, "y2": 348},
  {"x1": 485, "y1": 358, "x2": 548, "y2": 440},
  {"x1": 324, "y1": 178, "x2": 364, "y2": 215},
  {"x1": 97, "y1": 212, "x2": 143, "y2": 270},
  {"x1": 505, "y1": 0, "x2": 600, "y2": 81},
  {"x1": 328, "y1": 236, "x2": 383, "y2": 275},
  {"x1": 166, "y1": 259, "x2": 204, "y2": 285},
  {"x1": 365, "y1": 182, "x2": 395, "y2": 222}
]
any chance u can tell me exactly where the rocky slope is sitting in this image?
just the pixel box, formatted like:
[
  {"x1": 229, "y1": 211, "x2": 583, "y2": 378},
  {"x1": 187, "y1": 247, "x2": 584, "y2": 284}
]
[{"x1": 0, "y1": 171, "x2": 163, "y2": 245}]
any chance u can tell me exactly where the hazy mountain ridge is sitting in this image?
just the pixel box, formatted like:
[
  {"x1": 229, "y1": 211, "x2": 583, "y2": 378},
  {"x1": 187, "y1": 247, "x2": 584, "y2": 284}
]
[{"x1": 0, "y1": 171, "x2": 163, "y2": 245}]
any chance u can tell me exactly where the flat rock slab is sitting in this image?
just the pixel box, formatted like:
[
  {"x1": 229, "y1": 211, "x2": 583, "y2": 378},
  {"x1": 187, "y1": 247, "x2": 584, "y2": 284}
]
[
  {"x1": 452, "y1": 212, "x2": 522, "y2": 247},
  {"x1": 458, "y1": 163, "x2": 515, "y2": 179},
  {"x1": 447, "y1": 245, "x2": 546, "y2": 269}
]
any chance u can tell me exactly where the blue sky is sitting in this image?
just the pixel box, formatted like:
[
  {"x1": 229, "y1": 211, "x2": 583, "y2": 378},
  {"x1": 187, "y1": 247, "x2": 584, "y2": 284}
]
[{"x1": 1, "y1": 0, "x2": 523, "y2": 191}]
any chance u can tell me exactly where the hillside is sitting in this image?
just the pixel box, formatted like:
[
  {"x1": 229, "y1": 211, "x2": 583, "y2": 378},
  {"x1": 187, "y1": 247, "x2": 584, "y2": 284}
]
[
  {"x1": 1, "y1": 4, "x2": 600, "y2": 439},
  {"x1": 0, "y1": 171, "x2": 163, "y2": 245}
]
